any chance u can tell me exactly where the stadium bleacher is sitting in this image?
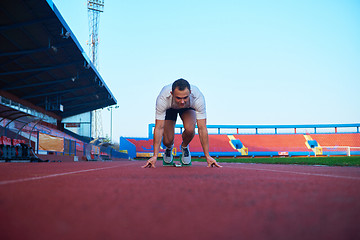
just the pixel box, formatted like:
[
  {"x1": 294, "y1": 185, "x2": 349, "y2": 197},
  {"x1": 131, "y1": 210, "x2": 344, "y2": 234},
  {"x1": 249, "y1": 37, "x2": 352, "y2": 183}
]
[
  {"x1": 234, "y1": 134, "x2": 311, "y2": 156},
  {"x1": 126, "y1": 138, "x2": 154, "y2": 153},
  {"x1": 311, "y1": 133, "x2": 360, "y2": 156},
  {"x1": 125, "y1": 124, "x2": 360, "y2": 158},
  {"x1": 0, "y1": 0, "x2": 127, "y2": 162},
  {"x1": 311, "y1": 133, "x2": 360, "y2": 147}
]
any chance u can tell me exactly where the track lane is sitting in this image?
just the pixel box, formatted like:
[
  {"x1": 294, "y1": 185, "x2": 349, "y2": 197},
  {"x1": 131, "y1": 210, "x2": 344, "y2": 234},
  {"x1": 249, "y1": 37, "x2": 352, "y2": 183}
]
[
  {"x1": 221, "y1": 162, "x2": 360, "y2": 180},
  {"x1": 1, "y1": 161, "x2": 359, "y2": 240}
]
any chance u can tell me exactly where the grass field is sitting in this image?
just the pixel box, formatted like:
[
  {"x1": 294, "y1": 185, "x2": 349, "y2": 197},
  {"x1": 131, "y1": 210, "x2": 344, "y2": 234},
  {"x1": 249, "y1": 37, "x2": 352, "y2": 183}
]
[
  {"x1": 200, "y1": 156, "x2": 360, "y2": 167},
  {"x1": 137, "y1": 156, "x2": 360, "y2": 167}
]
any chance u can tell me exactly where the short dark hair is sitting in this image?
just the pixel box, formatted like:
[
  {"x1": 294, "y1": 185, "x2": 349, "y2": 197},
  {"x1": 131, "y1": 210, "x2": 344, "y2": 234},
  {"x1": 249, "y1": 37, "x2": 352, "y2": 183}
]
[{"x1": 172, "y1": 78, "x2": 190, "y2": 92}]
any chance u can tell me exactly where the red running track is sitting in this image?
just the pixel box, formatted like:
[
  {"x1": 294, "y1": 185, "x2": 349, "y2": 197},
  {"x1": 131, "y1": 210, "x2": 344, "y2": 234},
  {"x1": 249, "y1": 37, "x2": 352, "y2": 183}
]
[{"x1": 0, "y1": 161, "x2": 360, "y2": 240}]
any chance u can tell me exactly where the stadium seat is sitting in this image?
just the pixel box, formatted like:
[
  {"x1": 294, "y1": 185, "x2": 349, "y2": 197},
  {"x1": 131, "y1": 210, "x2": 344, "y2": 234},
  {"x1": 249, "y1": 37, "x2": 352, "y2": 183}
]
[
  {"x1": 0, "y1": 144, "x2": 4, "y2": 159},
  {"x1": 311, "y1": 133, "x2": 360, "y2": 147},
  {"x1": 307, "y1": 140, "x2": 318, "y2": 148},
  {"x1": 0, "y1": 136, "x2": 12, "y2": 160},
  {"x1": 12, "y1": 139, "x2": 25, "y2": 159},
  {"x1": 127, "y1": 132, "x2": 360, "y2": 158},
  {"x1": 231, "y1": 139, "x2": 243, "y2": 149}
]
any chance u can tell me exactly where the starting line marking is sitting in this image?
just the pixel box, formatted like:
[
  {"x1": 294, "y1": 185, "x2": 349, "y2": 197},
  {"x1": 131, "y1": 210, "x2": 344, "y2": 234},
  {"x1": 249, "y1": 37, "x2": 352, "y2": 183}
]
[
  {"x1": 227, "y1": 164, "x2": 360, "y2": 180},
  {"x1": 0, "y1": 162, "x2": 137, "y2": 186}
]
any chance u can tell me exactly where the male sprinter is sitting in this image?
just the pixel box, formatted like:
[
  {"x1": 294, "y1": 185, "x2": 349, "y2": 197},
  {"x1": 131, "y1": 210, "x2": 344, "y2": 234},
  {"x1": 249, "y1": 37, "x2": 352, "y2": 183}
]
[{"x1": 143, "y1": 78, "x2": 222, "y2": 168}]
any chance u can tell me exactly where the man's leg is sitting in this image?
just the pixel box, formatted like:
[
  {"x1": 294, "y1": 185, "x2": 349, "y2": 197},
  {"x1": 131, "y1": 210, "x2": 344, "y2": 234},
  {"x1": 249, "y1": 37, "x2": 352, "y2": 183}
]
[
  {"x1": 179, "y1": 109, "x2": 196, "y2": 165},
  {"x1": 163, "y1": 120, "x2": 176, "y2": 148},
  {"x1": 162, "y1": 120, "x2": 176, "y2": 165},
  {"x1": 180, "y1": 109, "x2": 196, "y2": 147}
]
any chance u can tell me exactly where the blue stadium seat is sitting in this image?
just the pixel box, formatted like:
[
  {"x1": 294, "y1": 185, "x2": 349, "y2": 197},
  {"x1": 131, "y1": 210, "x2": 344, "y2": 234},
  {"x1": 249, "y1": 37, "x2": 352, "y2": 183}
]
[
  {"x1": 307, "y1": 140, "x2": 318, "y2": 148},
  {"x1": 231, "y1": 139, "x2": 243, "y2": 149}
]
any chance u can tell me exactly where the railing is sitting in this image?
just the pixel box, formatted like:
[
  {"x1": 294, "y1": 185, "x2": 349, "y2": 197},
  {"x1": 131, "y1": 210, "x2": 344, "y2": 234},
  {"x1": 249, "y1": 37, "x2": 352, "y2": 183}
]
[{"x1": 149, "y1": 123, "x2": 360, "y2": 138}]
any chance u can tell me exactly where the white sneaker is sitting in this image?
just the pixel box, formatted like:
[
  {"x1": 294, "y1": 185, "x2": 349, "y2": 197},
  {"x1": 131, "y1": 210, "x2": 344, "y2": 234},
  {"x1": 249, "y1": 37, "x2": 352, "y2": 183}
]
[
  {"x1": 163, "y1": 146, "x2": 173, "y2": 164},
  {"x1": 180, "y1": 144, "x2": 191, "y2": 165}
]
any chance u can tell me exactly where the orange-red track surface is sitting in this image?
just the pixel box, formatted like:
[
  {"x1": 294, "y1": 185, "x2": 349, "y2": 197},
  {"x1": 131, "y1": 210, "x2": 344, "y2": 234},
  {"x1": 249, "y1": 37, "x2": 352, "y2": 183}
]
[{"x1": 1, "y1": 160, "x2": 360, "y2": 240}]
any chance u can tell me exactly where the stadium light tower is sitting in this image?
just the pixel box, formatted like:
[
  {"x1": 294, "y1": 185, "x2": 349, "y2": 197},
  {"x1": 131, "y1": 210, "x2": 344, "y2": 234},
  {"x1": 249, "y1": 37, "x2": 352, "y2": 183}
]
[
  {"x1": 87, "y1": 0, "x2": 104, "y2": 139},
  {"x1": 87, "y1": 0, "x2": 104, "y2": 67},
  {"x1": 107, "y1": 105, "x2": 119, "y2": 143}
]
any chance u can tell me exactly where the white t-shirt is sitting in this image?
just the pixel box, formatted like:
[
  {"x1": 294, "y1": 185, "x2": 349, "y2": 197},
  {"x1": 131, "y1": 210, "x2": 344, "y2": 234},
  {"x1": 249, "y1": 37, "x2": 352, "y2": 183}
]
[{"x1": 155, "y1": 84, "x2": 207, "y2": 120}]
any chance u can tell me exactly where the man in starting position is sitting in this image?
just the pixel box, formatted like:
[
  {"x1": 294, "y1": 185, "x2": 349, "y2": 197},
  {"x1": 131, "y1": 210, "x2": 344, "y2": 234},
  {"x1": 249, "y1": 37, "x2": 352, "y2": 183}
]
[{"x1": 143, "y1": 78, "x2": 222, "y2": 168}]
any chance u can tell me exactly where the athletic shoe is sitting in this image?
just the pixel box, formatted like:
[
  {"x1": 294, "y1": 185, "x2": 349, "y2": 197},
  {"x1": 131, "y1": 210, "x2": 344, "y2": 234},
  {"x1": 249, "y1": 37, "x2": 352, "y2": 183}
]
[
  {"x1": 180, "y1": 143, "x2": 191, "y2": 165},
  {"x1": 163, "y1": 146, "x2": 173, "y2": 165}
]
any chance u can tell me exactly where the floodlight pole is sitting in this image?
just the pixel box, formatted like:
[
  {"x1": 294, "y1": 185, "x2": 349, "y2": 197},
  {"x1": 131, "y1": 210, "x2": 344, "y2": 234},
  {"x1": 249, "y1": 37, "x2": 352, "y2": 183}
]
[
  {"x1": 87, "y1": 0, "x2": 104, "y2": 67},
  {"x1": 87, "y1": 0, "x2": 104, "y2": 139},
  {"x1": 108, "y1": 105, "x2": 119, "y2": 143}
]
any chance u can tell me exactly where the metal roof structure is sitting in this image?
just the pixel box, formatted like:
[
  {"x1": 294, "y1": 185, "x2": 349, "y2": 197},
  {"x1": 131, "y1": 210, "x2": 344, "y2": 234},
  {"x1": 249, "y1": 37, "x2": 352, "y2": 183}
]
[{"x1": 0, "y1": 0, "x2": 116, "y2": 119}]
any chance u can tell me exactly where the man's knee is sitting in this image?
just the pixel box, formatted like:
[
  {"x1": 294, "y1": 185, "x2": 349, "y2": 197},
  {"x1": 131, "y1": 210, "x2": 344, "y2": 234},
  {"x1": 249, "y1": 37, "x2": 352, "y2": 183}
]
[
  {"x1": 162, "y1": 120, "x2": 175, "y2": 147},
  {"x1": 182, "y1": 123, "x2": 196, "y2": 142},
  {"x1": 162, "y1": 131, "x2": 175, "y2": 147},
  {"x1": 181, "y1": 110, "x2": 196, "y2": 134},
  {"x1": 183, "y1": 124, "x2": 195, "y2": 135},
  {"x1": 162, "y1": 136, "x2": 174, "y2": 147}
]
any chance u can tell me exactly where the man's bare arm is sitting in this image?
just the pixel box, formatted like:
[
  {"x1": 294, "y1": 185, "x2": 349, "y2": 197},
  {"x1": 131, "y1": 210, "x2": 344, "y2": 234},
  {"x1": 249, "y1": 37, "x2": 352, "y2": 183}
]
[
  {"x1": 143, "y1": 119, "x2": 164, "y2": 168},
  {"x1": 197, "y1": 119, "x2": 222, "y2": 168}
]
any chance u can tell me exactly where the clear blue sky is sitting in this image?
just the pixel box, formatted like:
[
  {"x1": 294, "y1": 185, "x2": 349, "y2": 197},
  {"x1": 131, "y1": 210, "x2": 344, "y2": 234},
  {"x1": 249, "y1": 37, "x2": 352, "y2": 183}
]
[{"x1": 53, "y1": 0, "x2": 360, "y2": 141}]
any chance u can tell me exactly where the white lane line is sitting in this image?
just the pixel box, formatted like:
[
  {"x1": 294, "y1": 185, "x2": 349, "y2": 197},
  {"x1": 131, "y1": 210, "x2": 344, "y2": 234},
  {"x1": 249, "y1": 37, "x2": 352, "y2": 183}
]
[
  {"x1": 0, "y1": 162, "x2": 138, "y2": 186},
  {"x1": 225, "y1": 164, "x2": 360, "y2": 180}
]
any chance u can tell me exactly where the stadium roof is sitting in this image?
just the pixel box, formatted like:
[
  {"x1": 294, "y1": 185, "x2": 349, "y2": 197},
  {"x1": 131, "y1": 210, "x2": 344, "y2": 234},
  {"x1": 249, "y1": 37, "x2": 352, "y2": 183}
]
[{"x1": 0, "y1": 0, "x2": 116, "y2": 119}]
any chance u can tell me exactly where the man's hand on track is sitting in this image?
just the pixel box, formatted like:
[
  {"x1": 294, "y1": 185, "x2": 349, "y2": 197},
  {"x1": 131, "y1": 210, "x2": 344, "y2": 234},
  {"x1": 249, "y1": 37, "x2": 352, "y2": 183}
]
[
  {"x1": 206, "y1": 156, "x2": 222, "y2": 168},
  {"x1": 142, "y1": 156, "x2": 157, "y2": 168}
]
